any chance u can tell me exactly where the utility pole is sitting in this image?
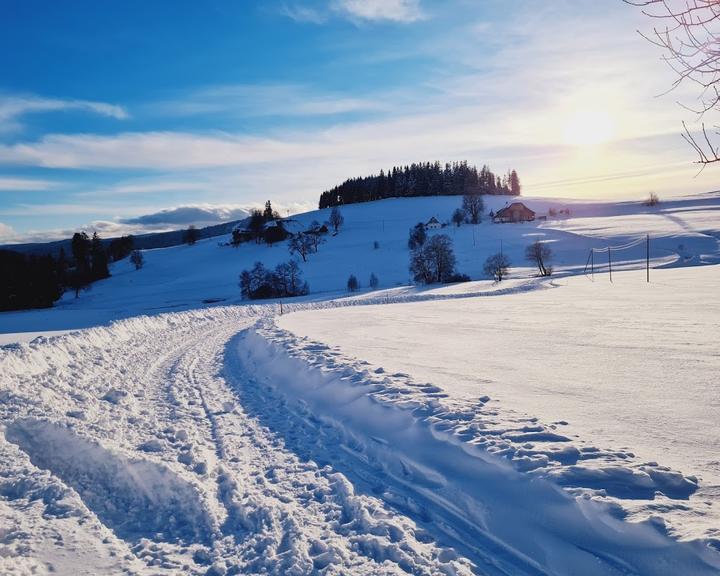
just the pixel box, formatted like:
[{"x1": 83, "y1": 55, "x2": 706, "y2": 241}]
[
  {"x1": 646, "y1": 234, "x2": 650, "y2": 283},
  {"x1": 280, "y1": 300, "x2": 283, "y2": 315}
]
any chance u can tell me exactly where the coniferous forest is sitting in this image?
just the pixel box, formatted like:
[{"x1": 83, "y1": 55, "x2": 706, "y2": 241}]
[
  {"x1": 0, "y1": 232, "x2": 122, "y2": 311},
  {"x1": 319, "y1": 161, "x2": 521, "y2": 209},
  {"x1": 0, "y1": 250, "x2": 63, "y2": 311}
]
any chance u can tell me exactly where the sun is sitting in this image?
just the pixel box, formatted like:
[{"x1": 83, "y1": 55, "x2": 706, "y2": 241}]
[{"x1": 563, "y1": 110, "x2": 615, "y2": 147}]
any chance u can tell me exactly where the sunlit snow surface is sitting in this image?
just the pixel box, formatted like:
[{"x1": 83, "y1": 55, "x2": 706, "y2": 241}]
[
  {"x1": 1, "y1": 192, "x2": 719, "y2": 574},
  {"x1": 280, "y1": 266, "x2": 720, "y2": 543}
]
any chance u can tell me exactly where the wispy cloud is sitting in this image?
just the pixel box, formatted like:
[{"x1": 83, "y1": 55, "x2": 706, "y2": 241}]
[
  {"x1": 280, "y1": 0, "x2": 425, "y2": 25},
  {"x1": 0, "y1": 94, "x2": 128, "y2": 133},
  {"x1": 0, "y1": 203, "x2": 115, "y2": 218},
  {"x1": 0, "y1": 131, "x2": 315, "y2": 169},
  {"x1": 150, "y1": 83, "x2": 387, "y2": 120},
  {"x1": 0, "y1": 177, "x2": 59, "y2": 191},
  {"x1": 332, "y1": 0, "x2": 425, "y2": 23},
  {"x1": 279, "y1": 3, "x2": 328, "y2": 24},
  {"x1": 75, "y1": 180, "x2": 206, "y2": 198}
]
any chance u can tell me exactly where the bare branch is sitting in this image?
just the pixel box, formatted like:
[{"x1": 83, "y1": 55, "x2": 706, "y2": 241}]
[{"x1": 626, "y1": 0, "x2": 720, "y2": 164}]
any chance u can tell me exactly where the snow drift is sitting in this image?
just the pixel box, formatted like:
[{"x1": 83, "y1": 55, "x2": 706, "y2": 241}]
[{"x1": 233, "y1": 317, "x2": 720, "y2": 575}]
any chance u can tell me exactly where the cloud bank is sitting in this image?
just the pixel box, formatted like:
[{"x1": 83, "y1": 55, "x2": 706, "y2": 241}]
[
  {"x1": 120, "y1": 205, "x2": 250, "y2": 226},
  {"x1": 0, "y1": 222, "x2": 15, "y2": 240}
]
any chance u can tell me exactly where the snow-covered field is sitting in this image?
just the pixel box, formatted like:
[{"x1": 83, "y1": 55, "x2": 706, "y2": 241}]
[
  {"x1": 280, "y1": 266, "x2": 720, "y2": 544},
  {"x1": 2, "y1": 192, "x2": 718, "y2": 341},
  {"x1": 1, "y1": 192, "x2": 719, "y2": 574}
]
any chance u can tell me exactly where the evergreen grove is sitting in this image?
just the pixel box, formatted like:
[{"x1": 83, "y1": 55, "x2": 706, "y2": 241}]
[
  {"x1": 1, "y1": 232, "x2": 136, "y2": 312},
  {"x1": 319, "y1": 161, "x2": 520, "y2": 208}
]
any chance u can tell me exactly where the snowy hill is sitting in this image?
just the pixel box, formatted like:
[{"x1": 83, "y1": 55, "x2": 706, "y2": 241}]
[{"x1": 2, "y1": 192, "x2": 719, "y2": 342}]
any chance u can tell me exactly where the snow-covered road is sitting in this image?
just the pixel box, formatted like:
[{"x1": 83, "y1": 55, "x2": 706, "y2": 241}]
[{"x1": 0, "y1": 305, "x2": 477, "y2": 575}]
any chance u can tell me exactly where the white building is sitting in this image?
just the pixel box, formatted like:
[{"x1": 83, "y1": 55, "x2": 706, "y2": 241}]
[{"x1": 425, "y1": 216, "x2": 442, "y2": 230}]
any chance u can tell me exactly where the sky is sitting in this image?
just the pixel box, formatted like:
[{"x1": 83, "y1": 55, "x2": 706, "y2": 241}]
[{"x1": 0, "y1": 0, "x2": 717, "y2": 243}]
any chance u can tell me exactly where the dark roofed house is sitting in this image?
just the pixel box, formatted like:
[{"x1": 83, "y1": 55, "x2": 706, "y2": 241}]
[{"x1": 493, "y1": 202, "x2": 535, "y2": 223}]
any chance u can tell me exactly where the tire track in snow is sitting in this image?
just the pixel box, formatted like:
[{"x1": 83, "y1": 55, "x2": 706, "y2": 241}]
[
  {"x1": 118, "y1": 314, "x2": 475, "y2": 574},
  {"x1": 225, "y1": 329, "x2": 550, "y2": 576}
]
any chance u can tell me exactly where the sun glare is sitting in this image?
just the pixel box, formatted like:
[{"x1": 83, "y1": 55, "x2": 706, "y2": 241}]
[{"x1": 563, "y1": 110, "x2": 615, "y2": 146}]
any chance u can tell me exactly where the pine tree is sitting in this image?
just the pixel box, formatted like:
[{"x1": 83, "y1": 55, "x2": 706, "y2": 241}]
[
  {"x1": 90, "y1": 232, "x2": 110, "y2": 280},
  {"x1": 56, "y1": 247, "x2": 69, "y2": 287},
  {"x1": 263, "y1": 200, "x2": 274, "y2": 221},
  {"x1": 248, "y1": 210, "x2": 265, "y2": 243},
  {"x1": 184, "y1": 225, "x2": 199, "y2": 245},
  {"x1": 509, "y1": 170, "x2": 521, "y2": 196},
  {"x1": 70, "y1": 232, "x2": 91, "y2": 297}
]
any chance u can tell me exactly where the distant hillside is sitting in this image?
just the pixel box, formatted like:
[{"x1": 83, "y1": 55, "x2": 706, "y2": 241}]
[
  {"x1": 1, "y1": 218, "x2": 248, "y2": 258},
  {"x1": 2, "y1": 193, "x2": 719, "y2": 335},
  {"x1": 319, "y1": 161, "x2": 521, "y2": 208}
]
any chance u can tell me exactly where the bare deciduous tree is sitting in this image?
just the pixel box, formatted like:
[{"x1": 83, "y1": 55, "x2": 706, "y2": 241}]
[
  {"x1": 627, "y1": 0, "x2": 720, "y2": 165},
  {"x1": 288, "y1": 233, "x2": 314, "y2": 262},
  {"x1": 483, "y1": 253, "x2": 510, "y2": 282},
  {"x1": 240, "y1": 260, "x2": 309, "y2": 300},
  {"x1": 462, "y1": 193, "x2": 484, "y2": 224},
  {"x1": 643, "y1": 191, "x2": 661, "y2": 205},
  {"x1": 329, "y1": 206, "x2": 344, "y2": 233},
  {"x1": 130, "y1": 250, "x2": 144, "y2": 270},
  {"x1": 525, "y1": 241, "x2": 553, "y2": 277},
  {"x1": 451, "y1": 208, "x2": 466, "y2": 227},
  {"x1": 407, "y1": 223, "x2": 426, "y2": 249},
  {"x1": 410, "y1": 234, "x2": 457, "y2": 284}
]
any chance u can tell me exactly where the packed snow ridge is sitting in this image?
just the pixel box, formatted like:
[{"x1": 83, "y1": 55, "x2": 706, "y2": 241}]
[{"x1": 1, "y1": 193, "x2": 719, "y2": 574}]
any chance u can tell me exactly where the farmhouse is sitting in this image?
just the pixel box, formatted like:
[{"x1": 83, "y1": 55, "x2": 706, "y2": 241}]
[
  {"x1": 493, "y1": 202, "x2": 535, "y2": 223},
  {"x1": 425, "y1": 216, "x2": 442, "y2": 230}
]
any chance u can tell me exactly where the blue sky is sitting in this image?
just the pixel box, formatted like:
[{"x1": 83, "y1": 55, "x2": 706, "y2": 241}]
[{"x1": 0, "y1": 0, "x2": 716, "y2": 242}]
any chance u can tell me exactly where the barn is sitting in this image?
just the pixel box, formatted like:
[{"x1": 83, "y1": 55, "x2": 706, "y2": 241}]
[{"x1": 493, "y1": 202, "x2": 535, "y2": 223}]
